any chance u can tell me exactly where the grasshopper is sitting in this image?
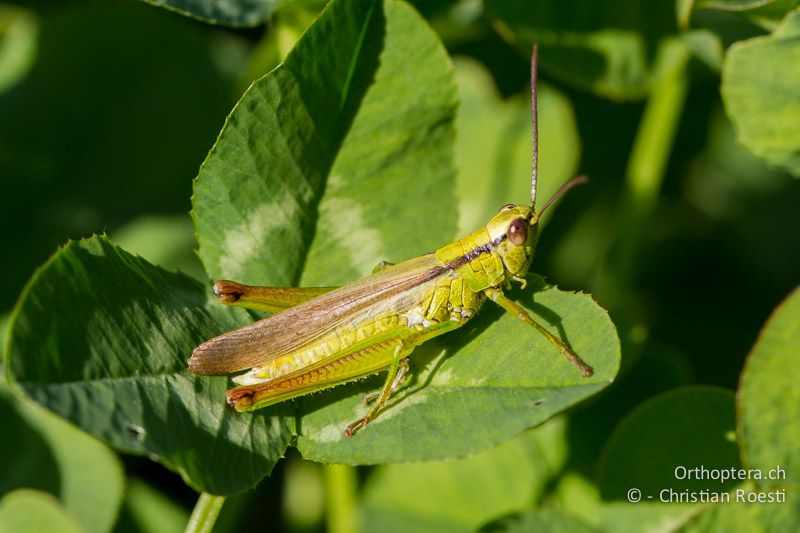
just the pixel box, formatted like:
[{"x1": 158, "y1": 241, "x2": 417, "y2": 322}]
[{"x1": 189, "y1": 47, "x2": 593, "y2": 437}]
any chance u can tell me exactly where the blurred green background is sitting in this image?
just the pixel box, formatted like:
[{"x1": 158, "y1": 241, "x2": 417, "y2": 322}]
[{"x1": 1, "y1": 0, "x2": 798, "y2": 531}]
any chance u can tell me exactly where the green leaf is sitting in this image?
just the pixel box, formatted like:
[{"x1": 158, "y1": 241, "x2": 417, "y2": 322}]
[
  {"x1": 282, "y1": 460, "x2": 325, "y2": 530},
  {"x1": 296, "y1": 275, "x2": 619, "y2": 463},
  {"x1": 737, "y1": 286, "x2": 800, "y2": 489},
  {"x1": 680, "y1": 30, "x2": 725, "y2": 71},
  {"x1": 0, "y1": 5, "x2": 37, "y2": 94},
  {"x1": 676, "y1": 488, "x2": 800, "y2": 531},
  {"x1": 722, "y1": 8, "x2": 800, "y2": 176},
  {"x1": 6, "y1": 236, "x2": 293, "y2": 495},
  {"x1": 598, "y1": 501, "x2": 701, "y2": 532},
  {"x1": 479, "y1": 509, "x2": 599, "y2": 533},
  {"x1": 111, "y1": 214, "x2": 207, "y2": 282},
  {"x1": 0, "y1": 489, "x2": 83, "y2": 533},
  {"x1": 550, "y1": 473, "x2": 701, "y2": 532},
  {"x1": 689, "y1": 0, "x2": 800, "y2": 30},
  {"x1": 550, "y1": 472, "x2": 604, "y2": 527},
  {"x1": 597, "y1": 386, "x2": 740, "y2": 500},
  {"x1": 0, "y1": 384, "x2": 124, "y2": 533},
  {"x1": 361, "y1": 418, "x2": 570, "y2": 532},
  {"x1": 139, "y1": 0, "x2": 280, "y2": 27},
  {"x1": 192, "y1": 0, "x2": 458, "y2": 289},
  {"x1": 118, "y1": 479, "x2": 190, "y2": 533},
  {"x1": 0, "y1": 312, "x2": 10, "y2": 372},
  {"x1": 453, "y1": 57, "x2": 580, "y2": 235},
  {"x1": 234, "y1": 4, "x2": 323, "y2": 93},
  {"x1": 695, "y1": 0, "x2": 791, "y2": 12},
  {"x1": 484, "y1": 0, "x2": 677, "y2": 99}
]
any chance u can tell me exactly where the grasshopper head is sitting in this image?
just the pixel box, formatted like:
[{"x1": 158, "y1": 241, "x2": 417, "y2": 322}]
[
  {"x1": 486, "y1": 204, "x2": 540, "y2": 278},
  {"x1": 486, "y1": 175, "x2": 588, "y2": 280}
]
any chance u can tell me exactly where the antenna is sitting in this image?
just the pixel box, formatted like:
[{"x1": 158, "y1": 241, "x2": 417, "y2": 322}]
[
  {"x1": 530, "y1": 45, "x2": 539, "y2": 210},
  {"x1": 529, "y1": 46, "x2": 589, "y2": 215},
  {"x1": 539, "y1": 175, "x2": 588, "y2": 216}
]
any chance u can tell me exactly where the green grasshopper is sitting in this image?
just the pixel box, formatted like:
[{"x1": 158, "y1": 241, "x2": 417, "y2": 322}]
[{"x1": 189, "y1": 47, "x2": 593, "y2": 437}]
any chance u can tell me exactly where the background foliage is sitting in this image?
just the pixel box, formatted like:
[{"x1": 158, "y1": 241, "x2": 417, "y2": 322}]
[{"x1": 1, "y1": 0, "x2": 798, "y2": 531}]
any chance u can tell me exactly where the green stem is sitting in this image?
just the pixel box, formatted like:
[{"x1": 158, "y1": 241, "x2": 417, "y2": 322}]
[
  {"x1": 325, "y1": 464, "x2": 358, "y2": 533},
  {"x1": 605, "y1": 37, "x2": 691, "y2": 308},
  {"x1": 185, "y1": 493, "x2": 225, "y2": 533}
]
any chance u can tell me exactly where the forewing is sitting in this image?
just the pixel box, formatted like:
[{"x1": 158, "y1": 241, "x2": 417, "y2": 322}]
[{"x1": 189, "y1": 254, "x2": 444, "y2": 375}]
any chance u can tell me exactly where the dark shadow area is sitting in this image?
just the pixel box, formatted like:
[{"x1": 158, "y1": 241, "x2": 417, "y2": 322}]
[
  {"x1": 0, "y1": 0, "x2": 237, "y2": 309},
  {"x1": 0, "y1": 393, "x2": 62, "y2": 500}
]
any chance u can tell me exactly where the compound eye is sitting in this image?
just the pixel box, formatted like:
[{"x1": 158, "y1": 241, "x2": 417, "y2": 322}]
[
  {"x1": 506, "y1": 218, "x2": 527, "y2": 246},
  {"x1": 499, "y1": 203, "x2": 516, "y2": 212}
]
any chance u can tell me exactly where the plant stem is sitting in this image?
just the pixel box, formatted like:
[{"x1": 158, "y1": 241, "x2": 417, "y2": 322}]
[
  {"x1": 185, "y1": 493, "x2": 225, "y2": 533},
  {"x1": 325, "y1": 464, "x2": 358, "y2": 533},
  {"x1": 605, "y1": 36, "x2": 691, "y2": 308}
]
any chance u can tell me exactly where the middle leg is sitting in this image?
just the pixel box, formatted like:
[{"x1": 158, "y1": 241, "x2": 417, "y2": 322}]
[{"x1": 344, "y1": 340, "x2": 409, "y2": 437}]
